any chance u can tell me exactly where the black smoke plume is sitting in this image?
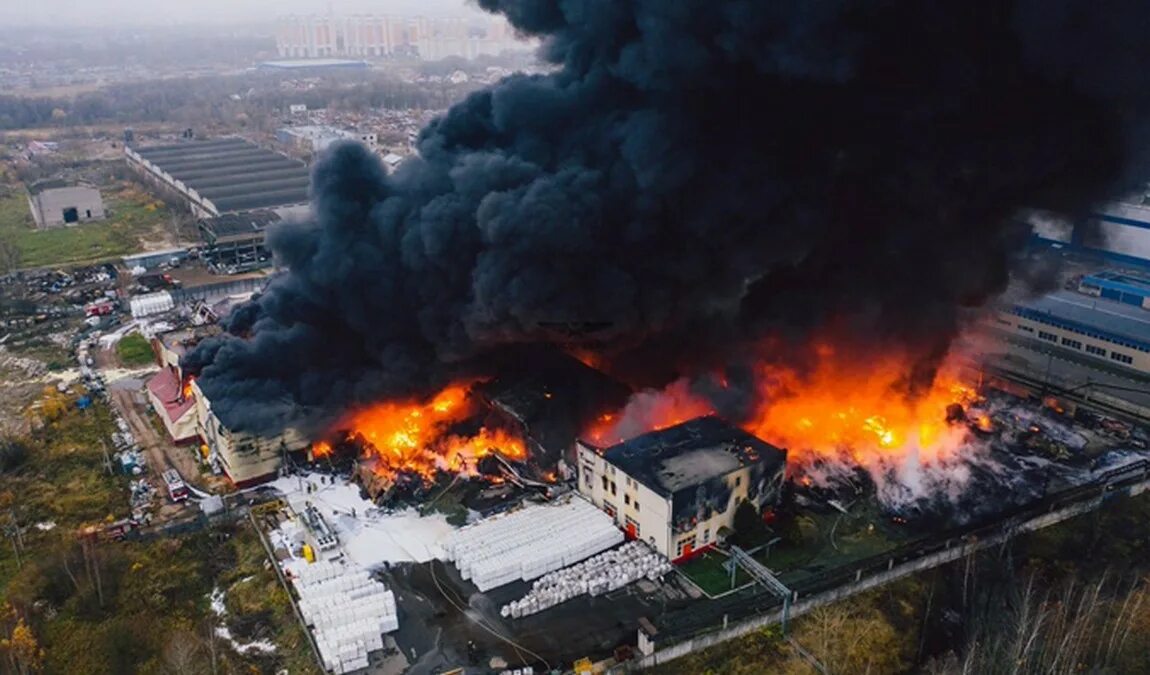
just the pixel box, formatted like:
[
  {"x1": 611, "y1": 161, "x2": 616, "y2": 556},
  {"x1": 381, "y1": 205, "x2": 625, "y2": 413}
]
[{"x1": 185, "y1": 0, "x2": 1150, "y2": 435}]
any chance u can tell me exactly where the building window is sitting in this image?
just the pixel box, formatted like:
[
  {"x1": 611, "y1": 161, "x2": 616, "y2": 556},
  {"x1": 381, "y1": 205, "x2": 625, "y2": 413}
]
[
  {"x1": 610, "y1": 481, "x2": 617, "y2": 496},
  {"x1": 1061, "y1": 337, "x2": 1082, "y2": 350},
  {"x1": 1110, "y1": 351, "x2": 1134, "y2": 365},
  {"x1": 604, "y1": 502, "x2": 616, "y2": 519},
  {"x1": 702, "y1": 528, "x2": 710, "y2": 543},
  {"x1": 1038, "y1": 331, "x2": 1058, "y2": 342},
  {"x1": 625, "y1": 516, "x2": 640, "y2": 538},
  {"x1": 584, "y1": 471, "x2": 593, "y2": 488},
  {"x1": 634, "y1": 501, "x2": 640, "y2": 513},
  {"x1": 1018, "y1": 325, "x2": 1035, "y2": 334},
  {"x1": 624, "y1": 494, "x2": 631, "y2": 506},
  {"x1": 735, "y1": 475, "x2": 741, "y2": 487},
  {"x1": 601, "y1": 475, "x2": 608, "y2": 491},
  {"x1": 1086, "y1": 344, "x2": 1106, "y2": 356}
]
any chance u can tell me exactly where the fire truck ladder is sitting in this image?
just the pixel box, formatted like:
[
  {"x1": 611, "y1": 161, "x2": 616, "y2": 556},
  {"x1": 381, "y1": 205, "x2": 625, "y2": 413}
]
[{"x1": 730, "y1": 545, "x2": 795, "y2": 634}]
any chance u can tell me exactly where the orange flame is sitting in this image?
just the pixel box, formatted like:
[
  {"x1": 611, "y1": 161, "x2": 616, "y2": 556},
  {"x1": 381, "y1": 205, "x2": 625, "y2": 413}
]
[
  {"x1": 745, "y1": 354, "x2": 977, "y2": 468},
  {"x1": 182, "y1": 376, "x2": 195, "y2": 401},
  {"x1": 320, "y1": 383, "x2": 527, "y2": 482},
  {"x1": 584, "y1": 349, "x2": 979, "y2": 472}
]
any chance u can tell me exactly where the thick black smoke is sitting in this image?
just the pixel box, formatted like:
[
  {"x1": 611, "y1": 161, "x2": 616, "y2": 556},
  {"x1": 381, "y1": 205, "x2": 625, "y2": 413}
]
[{"x1": 185, "y1": 0, "x2": 1150, "y2": 435}]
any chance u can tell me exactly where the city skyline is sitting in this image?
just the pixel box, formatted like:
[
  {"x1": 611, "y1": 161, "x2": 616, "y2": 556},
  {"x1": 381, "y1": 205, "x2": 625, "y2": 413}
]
[{"x1": 0, "y1": 0, "x2": 491, "y2": 27}]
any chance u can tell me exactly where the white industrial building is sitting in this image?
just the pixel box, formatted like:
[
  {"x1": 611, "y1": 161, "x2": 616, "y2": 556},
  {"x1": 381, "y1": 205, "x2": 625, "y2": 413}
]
[
  {"x1": 991, "y1": 288, "x2": 1150, "y2": 377},
  {"x1": 27, "y1": 181, "x2": 105, "y2": 228},
  {"x1": 276, "y1": 125, "x2": 378, "y2": 154},
  {"x1": 577, "y1": 416, "x2": 787, "y2": 562}
]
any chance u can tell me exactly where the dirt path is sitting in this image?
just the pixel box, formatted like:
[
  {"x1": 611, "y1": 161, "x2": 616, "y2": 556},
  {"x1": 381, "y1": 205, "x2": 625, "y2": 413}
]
[{"x1": 97, "y1": 335, "x2": 223, "y2": 522}]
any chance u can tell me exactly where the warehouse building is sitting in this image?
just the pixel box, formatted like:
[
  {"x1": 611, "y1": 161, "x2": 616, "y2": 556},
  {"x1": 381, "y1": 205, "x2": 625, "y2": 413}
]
[
  {"x1": 576, "y1": 416, "x2": 787, "y2": 562},
  {"x1": 125, "y1": 138, "x2": 310, "y2": 218},
  {"x1": 1078, "y1": 270, "x2": 1150, "y2": 309},
  {"x1": 27, "y1": 181, "x2": 105, "y2": 228},
  {"x1": 191, "y1": 379, "x2": 308, "y2": 487},
  {"x1": 992, "y1": 289, "x2": 1150, "y2": 376},
  {"x1": 1027, "y1": 202, "x2": 1150, "y2": 267}
]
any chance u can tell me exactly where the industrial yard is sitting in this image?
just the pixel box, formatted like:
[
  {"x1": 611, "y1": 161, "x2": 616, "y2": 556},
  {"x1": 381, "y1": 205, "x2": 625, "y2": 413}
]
[
  {"x1": 2, "y1": 201, "x2": 1150, "y2": 673},
  {"x1": 5, "y1": 4, "x2": 1150, "y2": 675}
]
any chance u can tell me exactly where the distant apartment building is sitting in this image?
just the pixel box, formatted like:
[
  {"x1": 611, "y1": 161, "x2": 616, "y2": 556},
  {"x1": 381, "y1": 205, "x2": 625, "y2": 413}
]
[
  {"x1": 275, "y1": 13, "x2": 527, "y2": 61},
  {"x1": 27, "y1": 181, "x2": 105, "y2": 229}
]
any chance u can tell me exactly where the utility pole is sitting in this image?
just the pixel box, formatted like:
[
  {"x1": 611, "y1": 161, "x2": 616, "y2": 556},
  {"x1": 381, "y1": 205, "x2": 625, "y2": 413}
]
[
  {"x1": 100, "y1": 440, "x2": 113, "y2": 476},
  {"x1": 7, "y1": 509, "x2": 23, "y2": 569}
]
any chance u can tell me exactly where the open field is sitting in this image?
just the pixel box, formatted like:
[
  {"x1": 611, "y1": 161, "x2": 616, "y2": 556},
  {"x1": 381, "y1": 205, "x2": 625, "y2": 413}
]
[
  {"x1": 0, "y1": 180, "x2": 174, "y2": 270},
  {"x1": 0, "y1": 391, "x2": 316, "y2": 673}
]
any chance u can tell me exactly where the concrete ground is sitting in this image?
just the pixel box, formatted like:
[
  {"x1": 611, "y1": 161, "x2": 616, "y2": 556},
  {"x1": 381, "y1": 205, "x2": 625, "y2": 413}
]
[
  {"x1": 383, "y1": 558, "x2": 698, "y2": 674},
  {"x1": 964, "y1": 330, "x2": 1150, "y2": 415}
]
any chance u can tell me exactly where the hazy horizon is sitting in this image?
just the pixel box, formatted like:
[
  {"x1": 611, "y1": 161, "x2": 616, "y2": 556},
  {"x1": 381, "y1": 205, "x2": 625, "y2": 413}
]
[{"x1": 0, "y1": 0, "x2": 493, "y2": 28}]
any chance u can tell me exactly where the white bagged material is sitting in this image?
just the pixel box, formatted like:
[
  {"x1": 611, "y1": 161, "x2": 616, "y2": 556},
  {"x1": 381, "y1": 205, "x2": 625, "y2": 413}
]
[
  {"x1": 500, "y1": 541, "x2": 672, "y2": 617},
  {"x1": 287, "y1": 559, "x2": 399, "y2": 672},
  {"x1": 444, "y1": 495, "x2": 624, "y2": 591}
]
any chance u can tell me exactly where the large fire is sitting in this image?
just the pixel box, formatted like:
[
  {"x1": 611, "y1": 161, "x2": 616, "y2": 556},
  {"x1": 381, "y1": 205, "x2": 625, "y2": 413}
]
[
  {"x1": 586, "y1": 346, "x2": 979, "y2": 473},
  {"x1": 313, "y1": 383, "x2": 527, "y2": 482}
]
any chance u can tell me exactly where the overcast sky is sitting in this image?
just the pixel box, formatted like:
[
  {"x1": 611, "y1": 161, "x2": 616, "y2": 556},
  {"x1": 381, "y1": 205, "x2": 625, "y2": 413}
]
[{"x1": 0, "y1": 0, "x2": 489, "y2": 27}]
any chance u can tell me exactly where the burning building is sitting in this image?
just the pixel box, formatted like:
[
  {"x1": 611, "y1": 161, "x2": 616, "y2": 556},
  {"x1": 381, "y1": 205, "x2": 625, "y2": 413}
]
[
  {"x1": 191, "y1": 378, "x2": 308, "y2": 487},
  {"x1": 144, "y1": 368, "x2": 198, "y2": 444},
  {"x1": 476, "y1": 350, "x2": 632, "y2": 472},
  {"x1": 577, "y1": 415, "x2": 787, "y2": 561},
  {"x1": 183, "y1": 1, "x2": 1150, "y2": 512},
  {"x1": 146, "y1": 328, "x2": 222, "y2": 444}
]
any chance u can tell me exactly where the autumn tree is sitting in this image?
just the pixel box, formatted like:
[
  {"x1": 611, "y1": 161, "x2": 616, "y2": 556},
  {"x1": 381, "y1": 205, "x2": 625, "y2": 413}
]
[{"x1": 0, "y1": 609, "x2": 43, "y2": 675}]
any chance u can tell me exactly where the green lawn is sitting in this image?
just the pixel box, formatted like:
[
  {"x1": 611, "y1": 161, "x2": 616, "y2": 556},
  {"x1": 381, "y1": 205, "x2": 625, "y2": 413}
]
[
  {"x1": 116, "y1": 333, "x2": 154, "y2": 367},
  {"x1": 678, "y1": 550, "x2": 750, "y2": 597},
  {"x1": 0, "y1": 181, "x2": 172, "y2": 270}
]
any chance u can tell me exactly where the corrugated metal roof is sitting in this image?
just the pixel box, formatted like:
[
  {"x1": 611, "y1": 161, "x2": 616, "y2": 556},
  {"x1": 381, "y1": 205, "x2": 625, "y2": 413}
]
[{"x1": 133, "y1": 138, "x2": 311, "y2": 214}]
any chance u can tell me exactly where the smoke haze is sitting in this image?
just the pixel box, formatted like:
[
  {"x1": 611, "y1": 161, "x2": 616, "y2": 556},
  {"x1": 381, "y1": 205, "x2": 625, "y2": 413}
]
[{"x1": 186, "y1": 0, "x2": 1150, "y2": 435}]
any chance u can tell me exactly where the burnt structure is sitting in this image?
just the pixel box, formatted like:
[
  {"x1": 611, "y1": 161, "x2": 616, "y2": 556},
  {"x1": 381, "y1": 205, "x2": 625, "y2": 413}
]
[
  {"x1": 476, "y1": 350, "x2": 631, "y2": 471},
  {"x1": 198, "y1": 210, "x2": 280, "y2": 273},
  {"x1": 577, "y1": 416, "x2": 786, "y2": 561}
]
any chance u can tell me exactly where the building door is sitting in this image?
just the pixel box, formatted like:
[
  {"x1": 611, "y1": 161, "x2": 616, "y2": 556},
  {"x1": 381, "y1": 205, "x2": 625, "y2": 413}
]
[
  {"x1": 62, "y1": 207, "x2": 79, "y2": 223},
  {"x1": 625, "y1": 522, "x2": 636, "y2": 539}
]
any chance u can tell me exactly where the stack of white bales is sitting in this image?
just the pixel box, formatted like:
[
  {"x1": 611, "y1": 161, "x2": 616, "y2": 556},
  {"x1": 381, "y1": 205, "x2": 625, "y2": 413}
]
[
  {"x1": 500, "y1": 541, "x2": 672, "y2": 618},
  {"x1": 290, "y1": 560, "x2": 398, "y2": 674},
  {"x1": 443, "y1": 495, "x2": 624, "y2": 592}
]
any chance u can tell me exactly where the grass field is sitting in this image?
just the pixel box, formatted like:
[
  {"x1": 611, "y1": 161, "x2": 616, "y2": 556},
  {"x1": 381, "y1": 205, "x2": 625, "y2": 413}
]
[
  {"x1": 0, "y1": 180, "x2": 172, "y2": 270},
  {"x1": 115, "y1": 333, "x2": 154, "y2": 367},
  {"x1": 678, "y1": 550, "x2": 751, "y2": 596},
  {"x1": 0, "y1": 393, "x2": 318, "y2": 674}
]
